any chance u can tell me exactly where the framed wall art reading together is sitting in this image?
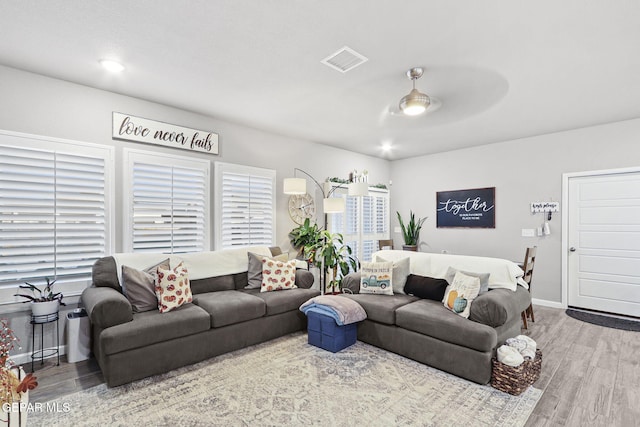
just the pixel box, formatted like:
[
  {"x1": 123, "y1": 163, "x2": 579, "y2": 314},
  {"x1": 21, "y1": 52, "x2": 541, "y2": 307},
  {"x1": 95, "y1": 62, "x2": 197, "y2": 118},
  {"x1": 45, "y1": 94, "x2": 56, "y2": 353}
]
[{"x1": 436, "y1": 187, "x2": 495, "y2": 228}]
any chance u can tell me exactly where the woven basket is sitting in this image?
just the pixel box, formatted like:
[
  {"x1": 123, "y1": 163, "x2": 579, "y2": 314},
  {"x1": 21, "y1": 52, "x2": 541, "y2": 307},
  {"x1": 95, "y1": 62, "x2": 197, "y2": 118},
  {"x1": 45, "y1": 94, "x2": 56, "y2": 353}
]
[
  {"x1": 527, "y1": 349, "x2": 543, "y2": 384},
  {"x1": 490, "y1": 349, "x2": 542, "y2": 396}
]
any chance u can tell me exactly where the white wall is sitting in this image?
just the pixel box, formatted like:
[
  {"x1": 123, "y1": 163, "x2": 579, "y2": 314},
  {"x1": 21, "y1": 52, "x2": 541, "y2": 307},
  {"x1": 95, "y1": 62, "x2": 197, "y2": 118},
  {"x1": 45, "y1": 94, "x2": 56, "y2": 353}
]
[
  {"x1": 0, "y1": 65, "x2": 389, "y2": 356},
  {"x1": 4, "y1": 62, "x2": 639, "y2": 355},
  {"x1": 390, "y1": 118, "x2": 640, "y2": 304},
  {"x1": 0, "y1": 65, "x2": 389, "y2": 252}
]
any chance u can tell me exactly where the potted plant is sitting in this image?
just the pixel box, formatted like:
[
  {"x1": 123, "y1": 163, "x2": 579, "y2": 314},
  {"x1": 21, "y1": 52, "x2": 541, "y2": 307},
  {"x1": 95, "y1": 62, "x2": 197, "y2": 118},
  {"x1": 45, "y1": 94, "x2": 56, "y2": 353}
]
[
  {"x1": 308, "y1": 230, "x2": 358, "y2": 293},
  {"x1": 289, "y1": 218, "x2": 323, "y2": 263},
  {"x1": 14, "y1": 277, "x2": 65, "y2": 317},
  {"x1": 397, "y1": 211, "x2": 427, "y2": 251}
]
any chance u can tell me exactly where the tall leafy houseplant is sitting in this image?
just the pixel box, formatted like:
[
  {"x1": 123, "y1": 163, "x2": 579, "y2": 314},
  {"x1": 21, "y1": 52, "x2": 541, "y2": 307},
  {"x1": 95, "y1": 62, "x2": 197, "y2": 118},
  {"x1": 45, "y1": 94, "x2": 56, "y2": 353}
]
[
  {"x1": 397, "y1": 211, "x2": 427, "y2": 251},
  {"x1": 309, "y1": 231, "x2": 358, "y2": 293},
  {"x1": 288, "y1": 218, "x2": 323, "y2": 262}
]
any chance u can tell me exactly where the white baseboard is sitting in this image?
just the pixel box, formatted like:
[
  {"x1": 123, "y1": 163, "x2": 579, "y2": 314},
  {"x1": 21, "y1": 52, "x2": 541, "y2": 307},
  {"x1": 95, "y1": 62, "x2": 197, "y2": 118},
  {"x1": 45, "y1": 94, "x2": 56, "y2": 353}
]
[
  {"x1": 12, "y1": 345, "x2": 67, "y2": 366},
  {"x1": 532, "y1": 298, "x2": 565, "y2": 309}
]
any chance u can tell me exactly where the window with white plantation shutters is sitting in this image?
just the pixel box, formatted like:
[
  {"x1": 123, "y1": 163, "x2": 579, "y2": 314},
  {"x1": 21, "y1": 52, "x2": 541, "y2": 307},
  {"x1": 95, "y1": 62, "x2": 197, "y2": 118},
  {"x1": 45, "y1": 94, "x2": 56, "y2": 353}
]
[
  {"x1": 215, "y1": 162, "x2": 275, "y2": 249},
  {"x1": 0, "y1": 132, "x2": 113, "y2": 302},
  {"x1": 327, "y1": 185, "x2": 389, "y2": 263},
  {"x1": 123, "y1": 149, "x2": 210, "y2": 253}
]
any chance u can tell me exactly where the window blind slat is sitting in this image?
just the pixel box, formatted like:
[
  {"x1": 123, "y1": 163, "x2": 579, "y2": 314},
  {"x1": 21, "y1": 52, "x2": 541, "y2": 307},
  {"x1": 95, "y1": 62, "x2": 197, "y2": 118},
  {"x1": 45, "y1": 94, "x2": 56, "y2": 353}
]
[
  {"x1": 130, "y1": 158, "x2": 208, "y2": 254},
  {"x1": 217, "y1": 163, "x2": 275, "y2": 250},
  {"x1": 0, "y1": 144, "x2": 107, "y2": 289},
  {"x1": 327, "y1": 186, "x2": 389, "y2": 263}
]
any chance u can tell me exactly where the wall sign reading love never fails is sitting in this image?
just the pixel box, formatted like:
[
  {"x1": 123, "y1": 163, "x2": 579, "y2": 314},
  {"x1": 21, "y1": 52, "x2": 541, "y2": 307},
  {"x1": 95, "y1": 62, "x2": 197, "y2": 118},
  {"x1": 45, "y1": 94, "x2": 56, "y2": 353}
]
[{"x1": 112, "y1": 112, "x2": 219, "y2": 155}]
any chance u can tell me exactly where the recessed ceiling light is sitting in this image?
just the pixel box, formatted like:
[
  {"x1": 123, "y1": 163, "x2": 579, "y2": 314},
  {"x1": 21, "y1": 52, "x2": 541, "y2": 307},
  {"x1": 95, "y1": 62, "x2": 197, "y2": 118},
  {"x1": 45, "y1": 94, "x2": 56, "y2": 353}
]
[
  {"x1": 99, "y1": 59, "x2": 125, "y2": 72},
  {"x1": 381, "y1": 142, "x2": 393, "y2": 152}
]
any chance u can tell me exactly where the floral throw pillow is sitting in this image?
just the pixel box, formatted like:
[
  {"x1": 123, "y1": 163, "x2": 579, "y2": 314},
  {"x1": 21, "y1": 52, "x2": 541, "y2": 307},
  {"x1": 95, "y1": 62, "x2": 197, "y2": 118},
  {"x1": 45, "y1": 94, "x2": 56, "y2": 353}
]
[
  {"x1": 155, "y1": 262, "x2": 193, "y2": 313},
  {"x1": 261, "y1": 259, "x2": 297, "y2": 292},
  {"x1": 443, "y1": 271, "x2": 481, "y2": 318}
]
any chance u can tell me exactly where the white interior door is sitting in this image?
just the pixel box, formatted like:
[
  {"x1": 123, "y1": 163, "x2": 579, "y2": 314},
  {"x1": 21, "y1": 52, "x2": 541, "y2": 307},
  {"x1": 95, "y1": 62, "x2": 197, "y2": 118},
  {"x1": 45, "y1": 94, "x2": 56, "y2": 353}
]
[{"x1": 567, "y1": 170, "x2": 640, "y2": 317}]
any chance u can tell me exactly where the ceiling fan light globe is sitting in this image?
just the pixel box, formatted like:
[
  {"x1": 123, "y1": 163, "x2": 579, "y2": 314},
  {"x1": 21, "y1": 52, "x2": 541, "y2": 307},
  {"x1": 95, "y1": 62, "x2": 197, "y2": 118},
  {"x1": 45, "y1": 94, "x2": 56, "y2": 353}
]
[
  {"x1": 402, "y1": 104, "x2": 427, "y2": 116},
  {"x1": 399, "y1": 89, "x2": 430, "y2": 116}
]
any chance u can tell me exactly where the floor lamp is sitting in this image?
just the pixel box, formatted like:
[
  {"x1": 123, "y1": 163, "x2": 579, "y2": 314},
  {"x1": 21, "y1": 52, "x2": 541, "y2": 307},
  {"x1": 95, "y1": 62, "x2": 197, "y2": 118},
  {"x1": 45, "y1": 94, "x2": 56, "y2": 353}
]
[{"x1": 283, "y1": 168, "x2": 369, "y2": 294}]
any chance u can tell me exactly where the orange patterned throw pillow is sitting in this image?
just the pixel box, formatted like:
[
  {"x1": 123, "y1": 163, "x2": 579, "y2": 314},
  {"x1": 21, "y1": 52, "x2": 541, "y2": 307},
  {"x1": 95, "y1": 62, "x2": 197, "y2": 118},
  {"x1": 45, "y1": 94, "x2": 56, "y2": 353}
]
[
  {"x1": 155, "y1": 262, "x2": 193, "y2": 313},
  {"x1": 260, "y1": 258, "x2": 297, "y2": 292}
]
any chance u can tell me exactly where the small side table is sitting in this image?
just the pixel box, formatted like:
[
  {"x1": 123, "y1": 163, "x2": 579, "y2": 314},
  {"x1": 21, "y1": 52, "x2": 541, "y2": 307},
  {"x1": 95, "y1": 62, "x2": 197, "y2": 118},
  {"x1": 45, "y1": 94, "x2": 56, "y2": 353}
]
[{"x1": 31, "y1": 312, "x2": 60, "y2": 372}]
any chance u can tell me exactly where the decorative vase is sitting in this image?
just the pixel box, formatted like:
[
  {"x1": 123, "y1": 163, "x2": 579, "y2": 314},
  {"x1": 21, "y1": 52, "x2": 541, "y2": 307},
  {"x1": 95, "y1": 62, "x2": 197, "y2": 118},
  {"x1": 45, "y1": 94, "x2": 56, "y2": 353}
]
[
  {"x1": 0, "y1": 367, "x2": 29, "y2": 427},
  {"x1": 31, "y1": 300, "x2": 60, "y2": 317},
  {"x1": 402, "y1": 245, "x2": 418, "y2": 252}
]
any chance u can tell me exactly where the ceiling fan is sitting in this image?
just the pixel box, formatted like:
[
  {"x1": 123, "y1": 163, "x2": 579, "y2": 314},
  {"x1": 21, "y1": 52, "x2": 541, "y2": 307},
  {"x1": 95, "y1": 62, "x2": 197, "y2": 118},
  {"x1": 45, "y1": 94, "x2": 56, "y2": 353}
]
[
  {"x1": 399, "y1": 67, "x2": 431, "y2": 115},
  {"x1": 384, "y1": 67, "x2": 441, "y2": 118}
]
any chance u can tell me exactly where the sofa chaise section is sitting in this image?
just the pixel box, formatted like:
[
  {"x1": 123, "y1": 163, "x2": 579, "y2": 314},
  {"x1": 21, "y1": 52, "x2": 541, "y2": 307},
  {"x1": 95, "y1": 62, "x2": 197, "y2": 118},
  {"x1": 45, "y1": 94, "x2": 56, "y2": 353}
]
[{"x1": 341, "y1": 250, "x2": 532, "y2": 384}]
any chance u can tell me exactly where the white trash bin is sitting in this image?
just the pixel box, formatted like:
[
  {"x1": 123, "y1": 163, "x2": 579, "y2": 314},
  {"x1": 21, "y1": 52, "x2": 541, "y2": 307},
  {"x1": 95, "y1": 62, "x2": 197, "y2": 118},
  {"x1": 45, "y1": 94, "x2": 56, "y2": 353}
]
[{"x1": 66, "y1": 309, "x2": 91, "y2": 363}]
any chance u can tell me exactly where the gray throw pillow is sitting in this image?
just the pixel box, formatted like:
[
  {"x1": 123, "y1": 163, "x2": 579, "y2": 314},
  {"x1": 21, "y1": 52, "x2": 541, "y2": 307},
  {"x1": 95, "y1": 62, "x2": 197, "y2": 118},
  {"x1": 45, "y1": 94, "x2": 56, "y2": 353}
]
[
  {"x1": 375, "y1": 255, "x2": 410, "y2": 294},
  {"x1": 122, "y1": 258, "x2": 170, "y2": 312},
  {"x1": 245, "y1": 252, "x2": 288, "y2": 289},
  {"x1": 444, "y1": 266, "x2": 490, "y2": 295},
  {"x1": 294, "y1": 269, "x2": 314, "y2": 289}
]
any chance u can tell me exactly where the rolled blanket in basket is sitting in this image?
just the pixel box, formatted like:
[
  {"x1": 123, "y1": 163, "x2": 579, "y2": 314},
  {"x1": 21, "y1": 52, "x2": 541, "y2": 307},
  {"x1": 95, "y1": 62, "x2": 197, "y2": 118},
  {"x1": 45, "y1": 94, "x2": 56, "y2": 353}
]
[
  {"x1": 497, "y1": 345, "x2": 524, "y2": 367},
  {"x1": 505, "y1": 337, "x2": 527, "y2": 352},
  {"x1": 516, "y1": 335, "x2": 537, "y2": 360},
  {"x1": 300, "y1": 295, "x2": 367, "y2": 325}
]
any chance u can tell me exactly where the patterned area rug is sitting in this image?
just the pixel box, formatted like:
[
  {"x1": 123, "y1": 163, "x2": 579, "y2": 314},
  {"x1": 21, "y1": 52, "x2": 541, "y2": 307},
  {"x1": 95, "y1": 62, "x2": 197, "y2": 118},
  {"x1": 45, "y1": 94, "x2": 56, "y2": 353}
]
[{"x1": 29, "y1": 333, "x2": 541, "y2": 426}]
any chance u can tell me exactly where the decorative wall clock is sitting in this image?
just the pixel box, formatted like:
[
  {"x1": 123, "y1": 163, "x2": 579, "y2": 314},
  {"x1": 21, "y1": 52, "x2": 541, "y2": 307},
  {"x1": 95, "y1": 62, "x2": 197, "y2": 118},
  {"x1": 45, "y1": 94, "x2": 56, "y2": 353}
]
[{"x1": 288, "y1": 193, "x2": 316, "y2": 224}]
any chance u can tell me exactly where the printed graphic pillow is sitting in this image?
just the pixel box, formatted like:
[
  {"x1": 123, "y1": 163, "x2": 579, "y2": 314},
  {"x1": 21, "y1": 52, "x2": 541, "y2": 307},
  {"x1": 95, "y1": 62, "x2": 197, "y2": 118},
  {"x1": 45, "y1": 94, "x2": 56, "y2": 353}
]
[
  {"x1": 443, "y1": 271, "x2": 481, "y2": 318},
  {"x1": 360, "y1": 261, "x2": 394, "y2": 295},
  {"x1": 155, "y1": 262, "x2": 193, "y2": 313},
  {"x1": 261, "y1": 259, "x2": 297, "y2": 292},
  {"x1": 374, "y1": 256, "x2": 410, "y2": 294}
]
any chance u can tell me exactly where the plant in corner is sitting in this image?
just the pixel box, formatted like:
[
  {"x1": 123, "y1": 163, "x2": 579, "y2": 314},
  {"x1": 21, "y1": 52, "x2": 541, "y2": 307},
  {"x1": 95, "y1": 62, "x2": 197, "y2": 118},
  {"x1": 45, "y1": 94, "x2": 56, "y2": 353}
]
[
  {"x1": 14, "y1": 277, "x2": 66, "y2": 317},
  {"x1": 308, "y1": 230, "x2": 358, "y2": 293},
  {"x1": 288, "y1": 218, "x2": 323, "y2": 263},
  {"x1": 397, "y1": 210, "x2": 427, "y2": 251}
]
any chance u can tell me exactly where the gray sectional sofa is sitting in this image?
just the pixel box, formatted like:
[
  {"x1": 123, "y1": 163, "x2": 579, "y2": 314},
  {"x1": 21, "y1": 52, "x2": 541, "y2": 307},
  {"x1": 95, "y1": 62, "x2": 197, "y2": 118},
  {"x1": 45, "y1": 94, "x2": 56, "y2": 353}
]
[
  {"x1": 340, "y1": 250, "x2": 531, "y2": 384},
  {"x1": 81, "y1": 246, "x2": 320, "y2": 387}
]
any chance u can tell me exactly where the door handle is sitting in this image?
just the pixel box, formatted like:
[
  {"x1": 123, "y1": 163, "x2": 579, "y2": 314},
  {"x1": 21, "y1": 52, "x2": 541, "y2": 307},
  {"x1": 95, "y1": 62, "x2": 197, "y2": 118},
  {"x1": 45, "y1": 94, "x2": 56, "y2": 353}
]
[{"x1": 569, "y1": 247, "x2": 576, "y2": 252}]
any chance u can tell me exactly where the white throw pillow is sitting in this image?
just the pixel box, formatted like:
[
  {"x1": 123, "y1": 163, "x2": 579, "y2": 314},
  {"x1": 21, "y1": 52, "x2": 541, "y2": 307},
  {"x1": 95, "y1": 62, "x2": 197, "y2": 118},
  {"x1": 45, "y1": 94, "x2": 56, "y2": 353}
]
[
  {"x1": 443, "y1": 271, "x2": 481, "y2": 318},
  {"x1": 360, "y1": 261, "x2": 394, "y2": 295}
]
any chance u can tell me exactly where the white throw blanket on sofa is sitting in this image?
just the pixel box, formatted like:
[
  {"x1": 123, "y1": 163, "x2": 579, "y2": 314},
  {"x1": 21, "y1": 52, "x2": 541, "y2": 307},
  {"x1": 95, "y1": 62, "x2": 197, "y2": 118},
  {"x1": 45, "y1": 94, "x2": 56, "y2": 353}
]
[
  {"x1": 112, "y1": 246, "x2": 273, "y2": 287},
  {"x1": 373, "y1": 250, "x2": 527, "y2": 291}
]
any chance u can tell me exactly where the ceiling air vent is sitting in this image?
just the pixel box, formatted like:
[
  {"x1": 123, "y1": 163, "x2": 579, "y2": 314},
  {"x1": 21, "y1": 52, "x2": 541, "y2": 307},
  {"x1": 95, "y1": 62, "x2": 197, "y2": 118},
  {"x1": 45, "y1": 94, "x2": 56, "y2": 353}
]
[{"x1": 321, "y1": 46, "x2": 368, "y2": 73}]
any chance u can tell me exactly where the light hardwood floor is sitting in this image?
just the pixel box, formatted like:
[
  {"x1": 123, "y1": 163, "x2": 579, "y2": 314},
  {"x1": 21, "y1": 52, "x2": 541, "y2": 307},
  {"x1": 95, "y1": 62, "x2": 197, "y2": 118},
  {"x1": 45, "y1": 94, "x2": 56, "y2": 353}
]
[
  {"x1": 523, "y1": 306, "x2": 639, "y2": 427},
  {"x1": 26, "y1": 305, "x2": 640, "y2": 426}
]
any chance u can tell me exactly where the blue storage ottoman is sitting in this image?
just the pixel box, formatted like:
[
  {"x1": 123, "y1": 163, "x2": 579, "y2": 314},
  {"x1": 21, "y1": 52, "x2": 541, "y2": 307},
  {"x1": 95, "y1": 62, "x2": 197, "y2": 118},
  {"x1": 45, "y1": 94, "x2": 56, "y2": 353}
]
[{"x1": 307, "y1": 310, "x2": 357, "y2": 353}]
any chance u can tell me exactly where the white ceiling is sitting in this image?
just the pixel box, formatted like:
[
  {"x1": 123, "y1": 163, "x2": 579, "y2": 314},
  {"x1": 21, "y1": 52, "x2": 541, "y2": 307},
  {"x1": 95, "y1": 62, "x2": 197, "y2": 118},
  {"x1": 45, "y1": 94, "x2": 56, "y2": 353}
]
[{"x1": 1, "y1": 1, "x2": 639, "y2": 160}]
